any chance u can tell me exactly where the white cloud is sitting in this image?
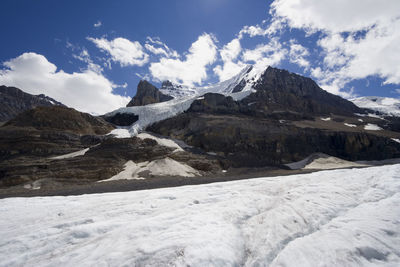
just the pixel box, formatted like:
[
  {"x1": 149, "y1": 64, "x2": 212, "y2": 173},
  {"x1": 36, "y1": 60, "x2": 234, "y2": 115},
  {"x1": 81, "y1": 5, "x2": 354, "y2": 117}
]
[
  {"x1": 94, "y1": 21, "x2": 102, "y2": 28},
  {"x1": 213, "y1": 38, "x2": 246, "y2": 81},
  {"x1": 270, "y1": 0, "x2": 400, "y2": 95},
  {"x1": 145, "y1": 44, "x2": 170, "y2": 57},
  {"x1": 288, "y1": 40, "x2": 310, "y2": 68},
  {"x1": 88, "y1": 37, "x2": 149, "y2": 67},
  {"x1": 149, "y1": 33, "x2": 217, "y2": 86},
  {"x1": 242, "y1": 38, "x2": 287, "y2": 68},
  {"x1": 72, "y1": 48, "x2": 103, "y2": 74},
  {"x1": 0, "y1": 52, "x2": 130, "y2": 114},
  {"x1": 271, "y1": 0, "x2": 400, "y2": 33}
]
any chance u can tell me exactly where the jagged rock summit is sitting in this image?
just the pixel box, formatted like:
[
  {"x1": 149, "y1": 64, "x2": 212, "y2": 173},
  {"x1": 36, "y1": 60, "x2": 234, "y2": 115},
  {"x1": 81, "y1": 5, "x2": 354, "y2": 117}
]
[{"x1": 126, "y1": 80, "x2": 173, "y2": 107}]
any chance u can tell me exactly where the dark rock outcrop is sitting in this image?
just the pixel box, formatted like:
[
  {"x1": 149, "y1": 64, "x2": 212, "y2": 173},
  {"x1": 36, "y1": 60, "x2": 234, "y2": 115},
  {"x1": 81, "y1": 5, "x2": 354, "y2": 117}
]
[
  {"x1": 126, "y1": 80, "x2": 173, "y2": 107},
  {"x1": 0, "y1": 85, "x2": 64, "y2": 122},
  {"x1": 103, "y1": 112, "x2": 139, "y2": 126},
  {"x1": 188, "y1": 93, "x2": 240, "y2": 114}
]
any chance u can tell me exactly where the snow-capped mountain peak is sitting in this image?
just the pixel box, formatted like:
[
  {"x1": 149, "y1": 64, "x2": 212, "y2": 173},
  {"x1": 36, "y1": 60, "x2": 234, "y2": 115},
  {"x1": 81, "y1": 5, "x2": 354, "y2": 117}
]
[
  {"x1": 159, "y1": 65, "x2": 259, "y2": 100},
  {"x1": 106, "y1": 65, "x2": 266, "y2": 136}
]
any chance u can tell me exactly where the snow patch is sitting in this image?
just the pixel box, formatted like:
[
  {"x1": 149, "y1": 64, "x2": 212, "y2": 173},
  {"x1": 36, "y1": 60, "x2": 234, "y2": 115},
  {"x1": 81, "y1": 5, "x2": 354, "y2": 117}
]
[
  {"x1": 100, "y1": 158, "x2": 199, "y2": 182},
  {"x1": 344, "y1": 123, "x2": 357, "y2": 128},
  {"x1": 137, "y1": 132, "x2": 183, "y2": 152},
  {"x1": 320, "y1": 117, "x2": 331, "y2": 121},
  {"x1": 50, "y1": 148, "x2": 90, "y2": 160},
  {"x1": 109, "y1": 128, "x2": 131, "y2": 138},
  {"x1": 391, "y1": 138, "x2": 400, "y2": 144},
  {"x1": 364, "y1": 123, "x2": 383, "y2": 131},
  {"x1": 304, "y1": 157, "x2": 368, "y2": 170},
  {"x1": 285, "y1": 153, "x2": 368, "y2": 170}
]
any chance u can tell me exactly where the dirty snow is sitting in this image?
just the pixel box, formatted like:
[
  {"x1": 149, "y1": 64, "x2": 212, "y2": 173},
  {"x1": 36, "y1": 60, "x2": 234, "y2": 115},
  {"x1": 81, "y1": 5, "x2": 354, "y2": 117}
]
[
  {"x1": 364, "y1": 123, "x2": 383, "y2": 131},
  {"x1": 100, "y1": 157, "x2": 199, "y2": 182},
  {"x1": 303, "y1": 156, "x2": 368, "y2": 170},
  {"x1": 285, "y1": 153, "x2": 368, "y2": 170},
  {"x1": 1, "y1": 164, "x2": 399, "y2": 266}
]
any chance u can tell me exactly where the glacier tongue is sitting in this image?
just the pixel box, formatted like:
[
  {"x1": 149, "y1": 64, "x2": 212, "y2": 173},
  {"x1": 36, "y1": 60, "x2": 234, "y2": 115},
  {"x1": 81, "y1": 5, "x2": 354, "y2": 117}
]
[{"x1": 106, "y1": 65, "x2": 264, "y2": 136}]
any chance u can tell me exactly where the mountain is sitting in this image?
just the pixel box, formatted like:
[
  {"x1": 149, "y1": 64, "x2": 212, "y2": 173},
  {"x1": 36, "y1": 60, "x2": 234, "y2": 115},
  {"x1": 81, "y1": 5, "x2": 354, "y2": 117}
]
[
  {"x1": 350, "y1": 96, "x2": 400, "y2": 116},
  {"x1": 126, "y1": 80, "x2": 173, "y2": 107},
  {"x1": 105, "y1": 65, "x2": 400, "y2": 167},
  {"x1": 0, "y1": 85, "x2": 64, "y2": 122},
  {"x1": 1, "y1": 65, "x2": 400, "y2": 191}
]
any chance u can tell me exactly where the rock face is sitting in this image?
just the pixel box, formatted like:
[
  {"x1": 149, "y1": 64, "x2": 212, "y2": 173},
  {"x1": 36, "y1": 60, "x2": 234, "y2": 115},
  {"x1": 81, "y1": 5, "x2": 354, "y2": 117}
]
[
  {"x1": 242, "y1": 67, "x2": 364, "y2": 116},
  {"x1": 0, "y1": 85, "x2": 64, "y2": 122},
  {"x1": 126, "y1": 80, "x2": 173, "y2": 107}
]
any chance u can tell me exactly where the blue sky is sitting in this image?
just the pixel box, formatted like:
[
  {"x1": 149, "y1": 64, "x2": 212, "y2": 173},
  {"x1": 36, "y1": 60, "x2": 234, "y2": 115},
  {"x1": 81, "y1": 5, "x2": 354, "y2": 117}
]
[{"x1": 0, "y1": 0, "x2": 399, "y2": 114}]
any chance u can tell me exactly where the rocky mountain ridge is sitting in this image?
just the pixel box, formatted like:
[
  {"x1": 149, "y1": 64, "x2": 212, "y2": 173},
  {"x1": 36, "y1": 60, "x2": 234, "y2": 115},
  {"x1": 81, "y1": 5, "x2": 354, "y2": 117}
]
[{"x1": 0, "y1": 85, "x2": 64, "y2": 122}]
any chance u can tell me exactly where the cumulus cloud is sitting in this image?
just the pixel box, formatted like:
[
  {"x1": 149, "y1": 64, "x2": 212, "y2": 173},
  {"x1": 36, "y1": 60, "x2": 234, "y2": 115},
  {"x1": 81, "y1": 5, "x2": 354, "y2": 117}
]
[
  {"x1": 0, "y1": 52, "x2": 130, "y2": 114},
  {"x1": 270, "y1": 0, "x2": 400, "y2": 95},
  {"x1": 288, "y1": 40, "x2": 310, "y2": 68},
  {"x1": 242, "y1": 38, "x2": 287, "y2": 69},
  {"x1": 87, "y1": 37, "x2": 149, "y2": 67},
  {"x1": 213, "y1": 38, "x2": 245, "y2": 81},
  {"x1": 71, "y1": 48, "x2": 104, "y2": 74},
  {"x1": 149, "y1": 33, "x2": 217, "y2": 86},
  {"x1": 145, "y1": 37, "x2": 179, "y2": 58},
  {"x1": 271, "y1": 0, "x2": 400, "y2": 33}
]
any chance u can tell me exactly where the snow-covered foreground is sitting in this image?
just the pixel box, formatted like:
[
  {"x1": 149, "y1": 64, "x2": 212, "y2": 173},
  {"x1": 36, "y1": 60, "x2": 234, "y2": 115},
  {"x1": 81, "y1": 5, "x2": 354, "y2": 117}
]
[{"x1": 1, "y1": 165, "x2": 400, "y2": 266}]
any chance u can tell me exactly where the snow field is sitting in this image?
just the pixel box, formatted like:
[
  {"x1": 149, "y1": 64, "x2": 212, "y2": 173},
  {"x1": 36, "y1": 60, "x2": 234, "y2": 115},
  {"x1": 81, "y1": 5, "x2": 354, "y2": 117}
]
[{"x1": 0, "y1": 164, "x2": 399, "y2": 266}]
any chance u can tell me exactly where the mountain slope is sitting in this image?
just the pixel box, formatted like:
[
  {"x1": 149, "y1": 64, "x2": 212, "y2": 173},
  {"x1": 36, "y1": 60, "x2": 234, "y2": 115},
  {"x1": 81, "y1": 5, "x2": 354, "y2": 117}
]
[{"x1": 0, "y1": 85, "x2": 64, "y2": 122}]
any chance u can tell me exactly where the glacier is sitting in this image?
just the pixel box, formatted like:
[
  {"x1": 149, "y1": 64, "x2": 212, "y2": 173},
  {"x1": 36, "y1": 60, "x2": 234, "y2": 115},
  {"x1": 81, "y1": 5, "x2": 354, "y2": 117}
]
[{"x1": 1, "y1": 164, "x2": 399, "y2": 266}]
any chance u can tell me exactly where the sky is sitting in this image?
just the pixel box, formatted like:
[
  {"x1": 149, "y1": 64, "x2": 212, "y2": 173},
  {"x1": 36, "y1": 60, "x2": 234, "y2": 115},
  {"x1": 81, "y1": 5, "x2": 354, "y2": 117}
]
[{"x1": 0, "y1": 0, "x2": 400, "y2": 114}]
